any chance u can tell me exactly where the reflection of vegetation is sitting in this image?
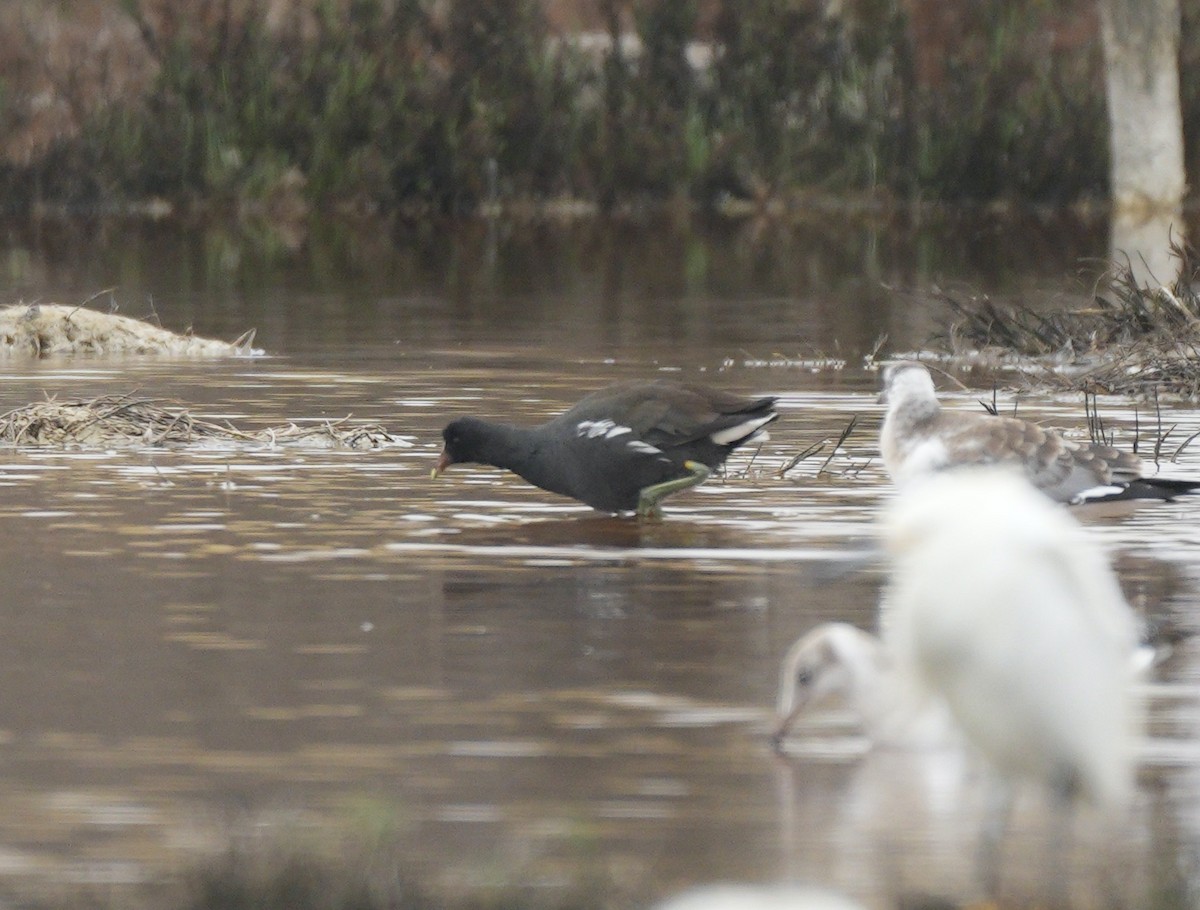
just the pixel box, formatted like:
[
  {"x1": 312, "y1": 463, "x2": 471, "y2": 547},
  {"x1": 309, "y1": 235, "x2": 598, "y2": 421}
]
[
  {"x1": 940, "y1": 241, "x2": 1200, "y2": 398},
  {"x1": 3, "y1": 0, "x2": 1111, "y2": 214}
]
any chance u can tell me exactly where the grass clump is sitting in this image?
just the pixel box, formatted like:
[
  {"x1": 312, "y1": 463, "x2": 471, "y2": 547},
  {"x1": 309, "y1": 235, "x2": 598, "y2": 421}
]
[
  {"x1": 174, "y1": 851, "x2": 617, "y2": 910},
  {"x1": 939, "y1": 240, "x2": 1200, "y2": 398},
  {"x1": 165, "y1": 809, "x2": 624, "y2": 910},
  {"x1": 176, "y1": 848, "x2": 428, "y2": 910},
  {"x1": 15, "y1": 843, "x2": 618, "y2": 910}
]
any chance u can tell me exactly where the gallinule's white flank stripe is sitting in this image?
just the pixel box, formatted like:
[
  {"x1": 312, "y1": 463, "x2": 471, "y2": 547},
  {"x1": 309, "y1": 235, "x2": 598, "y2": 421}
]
[
  {"x1": 433, "y1": 379, "x2": 778, "y2": 516},
  {"x1": 880, "y1": 361, "x2": 1200, "y2": 503}
]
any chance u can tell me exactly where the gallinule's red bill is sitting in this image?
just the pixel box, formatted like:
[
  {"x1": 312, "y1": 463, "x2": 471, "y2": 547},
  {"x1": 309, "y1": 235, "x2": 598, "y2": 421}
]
[{"x1": 433, "y1": 379, "x2": 778, "y2": 516}]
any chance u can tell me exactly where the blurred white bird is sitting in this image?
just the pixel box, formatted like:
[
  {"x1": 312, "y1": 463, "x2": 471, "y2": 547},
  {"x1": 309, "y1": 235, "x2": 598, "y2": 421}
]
[
  {"x1": 771, "y1": 622, "x2": 954, "y2": 750},
  {"x1": 653, "y1": 884, "x2": 866, "y2": 910},
  {"x1": 771, "y1": 622, "x2": 1155, "y2": 755},
  {"x1": 878, "y1": 361, "x2": 1200, "y2": 503},
  {"x1": 884, "y1": 468, "x2": 1141, "y2": 813}
]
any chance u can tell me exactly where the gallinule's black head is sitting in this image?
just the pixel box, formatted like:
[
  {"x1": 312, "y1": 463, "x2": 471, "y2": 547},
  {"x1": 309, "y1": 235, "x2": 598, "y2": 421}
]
[
  {"x1": 435, "y1": 417, "x2": 497, "y2": 475},
  {"x1": 433, "y1": 380, "x2": 778, "y2": 516}
]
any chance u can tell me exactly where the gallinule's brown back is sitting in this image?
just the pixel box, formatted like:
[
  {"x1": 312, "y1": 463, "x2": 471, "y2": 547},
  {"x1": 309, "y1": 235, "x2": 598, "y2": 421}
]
[{"x1": 433, "y1": 379, "x2": 778, "y2": 515}]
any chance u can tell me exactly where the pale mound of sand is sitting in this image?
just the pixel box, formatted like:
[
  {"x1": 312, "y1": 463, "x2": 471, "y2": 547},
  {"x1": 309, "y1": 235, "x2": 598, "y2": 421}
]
[{"x1": 0, "y1": 303, "x2": 261, "y2": 356}]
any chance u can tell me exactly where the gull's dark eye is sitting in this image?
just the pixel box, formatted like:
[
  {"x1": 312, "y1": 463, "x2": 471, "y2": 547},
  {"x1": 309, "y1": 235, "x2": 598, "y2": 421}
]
[{"x1": 795, "y1": 668, "x2": 814, "y2": 688}]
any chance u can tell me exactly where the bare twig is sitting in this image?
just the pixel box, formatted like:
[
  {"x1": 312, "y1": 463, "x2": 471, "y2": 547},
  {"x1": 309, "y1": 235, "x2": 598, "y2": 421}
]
[
  {"x1": 778, "y1": 441, "x2": 826, "y2": 477},
  {"x1": 66, "y1": 287, "x2": 119, "y2": 321},
  {"x1": 1171, "y1": 429, "x2": 1200, "y2": 463},
  {"x1": 817, "y1": 416, "x2": 859, "y2": 476}
]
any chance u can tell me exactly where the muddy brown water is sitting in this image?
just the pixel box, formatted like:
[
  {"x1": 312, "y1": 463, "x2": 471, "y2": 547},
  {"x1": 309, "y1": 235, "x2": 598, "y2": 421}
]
[{"x1": 0, "y1": 215, "x2": 1196, "y2": 908}]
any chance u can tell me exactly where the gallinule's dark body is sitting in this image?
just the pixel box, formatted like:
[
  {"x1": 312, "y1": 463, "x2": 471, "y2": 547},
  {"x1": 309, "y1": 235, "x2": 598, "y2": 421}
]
[{"x1": 433, "y1": 380, "x2": 778, "y2": 515}]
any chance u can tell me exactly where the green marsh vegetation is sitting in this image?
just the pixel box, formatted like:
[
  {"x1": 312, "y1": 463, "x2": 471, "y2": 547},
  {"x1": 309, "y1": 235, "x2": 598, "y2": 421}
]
[
  {"x1": 0, "y1": 0, "x2": 1124, "y2": 217},
  {"x1": 18, "y1": 844, "x2": 619, "y2": 910},
  {"x1": 10, "y1": 799, "x2": 630, "y2": 910}
]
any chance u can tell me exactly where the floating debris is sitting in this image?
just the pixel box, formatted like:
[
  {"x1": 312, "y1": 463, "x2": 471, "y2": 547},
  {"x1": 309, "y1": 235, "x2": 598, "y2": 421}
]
[
  {"x1": 724, "y1": 355, "x2": 847, "y2": 371},
  {"x1": 0, "y1": 302, "x2": 261, "y2": 357},
  {"x1": 0, "y1": 395, "x2": 407, "y2": 450}
]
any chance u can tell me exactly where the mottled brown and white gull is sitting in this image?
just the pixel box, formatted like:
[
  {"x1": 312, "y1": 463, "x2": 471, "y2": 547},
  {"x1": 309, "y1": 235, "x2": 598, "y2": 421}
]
[{"x1": 879, "y1": 361, "x2": 1200, "y2": 503}]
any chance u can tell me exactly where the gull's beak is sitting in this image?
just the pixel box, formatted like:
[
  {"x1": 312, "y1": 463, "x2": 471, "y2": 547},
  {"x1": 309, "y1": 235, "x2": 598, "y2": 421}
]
[
  {"x1": 431, "y1": 450, "x2": 452, "y2": 479},
  {"x1": 769, "y1": 702, "x2": 806, "y2": 752},
  {"x1": 770, "y1": 677, "x2": 818, "y2": 752}
]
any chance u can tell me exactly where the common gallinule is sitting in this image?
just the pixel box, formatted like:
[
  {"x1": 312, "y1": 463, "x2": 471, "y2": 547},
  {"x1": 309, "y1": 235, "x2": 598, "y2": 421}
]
[
  {"x1": 433, "y1": 379, "x2": 778, "y2": 516},
  {"x1": 880, "y1": 361, "x2": 1200, "y2": 502}
]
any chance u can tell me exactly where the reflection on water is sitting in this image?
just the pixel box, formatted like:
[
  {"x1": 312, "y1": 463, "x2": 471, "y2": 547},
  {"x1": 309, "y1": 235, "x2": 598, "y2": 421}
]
[
  {"x1": 0, "y1": 218, "x2": 1194, "y2": 908},
  {"x1": 0, "y1": 209, "x2": 1122, "y2": 360},
  {"x1": 1110, "y1": 207, "x2": 1187, "y2": 286}
]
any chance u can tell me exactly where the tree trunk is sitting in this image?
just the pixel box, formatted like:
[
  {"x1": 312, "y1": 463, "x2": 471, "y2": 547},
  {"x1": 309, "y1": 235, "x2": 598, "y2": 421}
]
[{"x1": 1097, "y1": 0, "x2": 1185, "y2": 213}]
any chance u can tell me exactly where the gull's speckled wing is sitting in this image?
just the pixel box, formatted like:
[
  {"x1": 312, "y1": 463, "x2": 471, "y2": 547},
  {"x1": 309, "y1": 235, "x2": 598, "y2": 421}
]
[
  {"x1": 929, "y1": 411, "x2": 1142, "y2": 501},
  {"x1": 880, "y1": 360, "x2": 1198, "y2": 503}
]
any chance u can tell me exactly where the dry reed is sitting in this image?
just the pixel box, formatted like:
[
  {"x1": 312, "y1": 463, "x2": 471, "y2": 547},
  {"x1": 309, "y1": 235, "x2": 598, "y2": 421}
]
[
  {"x1": 0, "y1": 394, "x2": 400, "y2": 449},
  {"x1": 939, "y1": 240, "x2": 1200, "y2": 399}
]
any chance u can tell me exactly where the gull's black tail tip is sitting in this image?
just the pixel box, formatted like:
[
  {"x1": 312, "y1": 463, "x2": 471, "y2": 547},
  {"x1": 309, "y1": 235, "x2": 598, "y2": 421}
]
[
  {"x1": 1074, "y1": 476, "x2": 1200, "y2": 504},
  {"x1": 1120, "y1": 477, "x2": 1200, "y2": 501}
]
